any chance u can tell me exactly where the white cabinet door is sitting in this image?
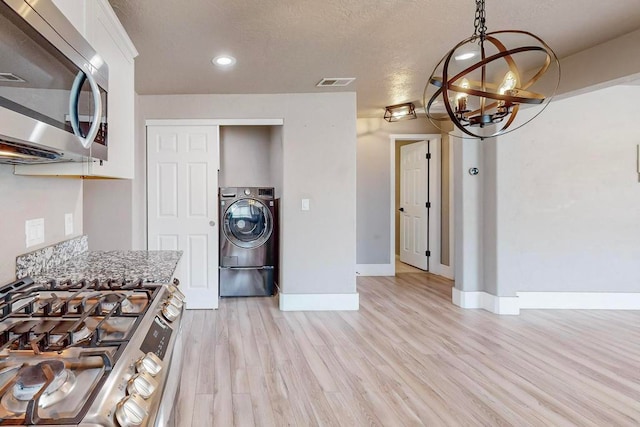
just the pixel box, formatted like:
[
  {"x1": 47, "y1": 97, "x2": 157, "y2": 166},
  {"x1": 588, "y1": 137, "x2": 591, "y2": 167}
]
[
  {"x1": 83, "y1": 0, "x2": 136, "y2": 178},
  {"x1": 399, "y1": 141, "x2": 429, "y2": 270},
  {"x1": 147, "y1": 125, "x2": 220, "y2": 309}
]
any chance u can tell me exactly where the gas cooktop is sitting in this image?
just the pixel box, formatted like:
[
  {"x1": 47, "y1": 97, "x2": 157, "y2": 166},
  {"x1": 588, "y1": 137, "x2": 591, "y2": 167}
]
[{"x1": 0, "y1": 276, "x2": 185, "y2": 426}]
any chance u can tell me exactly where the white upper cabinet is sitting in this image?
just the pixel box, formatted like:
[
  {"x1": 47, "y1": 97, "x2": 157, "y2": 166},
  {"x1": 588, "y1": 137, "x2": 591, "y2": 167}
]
[
  {"x1": 15, "y1": 0, "x2": 138, "y2": 179},
  {"x1": 51, "y1": 0, "x2": 87, "y2": 36}
]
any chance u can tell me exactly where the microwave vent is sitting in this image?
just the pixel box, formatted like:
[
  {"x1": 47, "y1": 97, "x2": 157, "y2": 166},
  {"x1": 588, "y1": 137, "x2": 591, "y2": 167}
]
[{"x1": 0, "y1": 73, "x2": 26, "y2": 83}]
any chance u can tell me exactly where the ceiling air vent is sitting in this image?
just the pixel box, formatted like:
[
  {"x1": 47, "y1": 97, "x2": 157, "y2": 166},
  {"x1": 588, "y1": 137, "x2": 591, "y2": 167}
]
[
  {"x1": 0, "y1": 73, "x2": 26, "y2": 83},
  {"x1": 316, "y1": 77, "x2": 355, "y2": 88}
]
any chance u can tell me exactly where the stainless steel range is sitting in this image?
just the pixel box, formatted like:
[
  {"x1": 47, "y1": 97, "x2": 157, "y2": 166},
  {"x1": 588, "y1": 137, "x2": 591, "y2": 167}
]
[{"x1": 0, "y1": 276, "x2": 185, "y2": 426}]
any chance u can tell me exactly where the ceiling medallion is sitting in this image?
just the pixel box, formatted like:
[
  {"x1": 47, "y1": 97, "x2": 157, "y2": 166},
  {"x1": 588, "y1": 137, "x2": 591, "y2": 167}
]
[{"x1": 424, "y1": 0, "x2": 560, "y2": 139}]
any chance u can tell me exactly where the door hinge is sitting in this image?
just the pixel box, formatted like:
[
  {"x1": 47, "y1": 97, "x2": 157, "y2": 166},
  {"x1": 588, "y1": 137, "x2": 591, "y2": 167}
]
[
  {"x1": 425, "y1": 202, "x2": 431, "y2": 208},
  {"x1": 425, "y1": 250, "x2": 431, "y2": 257},
  {"x1": 426, "y1": 153, "x2": 431, "y2": 159}
]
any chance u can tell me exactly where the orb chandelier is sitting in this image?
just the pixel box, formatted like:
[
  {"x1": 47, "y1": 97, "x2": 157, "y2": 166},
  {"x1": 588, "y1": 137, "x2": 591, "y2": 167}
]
[{"x1": 424, "y1": 0, "x2": 560, "y2": 139}]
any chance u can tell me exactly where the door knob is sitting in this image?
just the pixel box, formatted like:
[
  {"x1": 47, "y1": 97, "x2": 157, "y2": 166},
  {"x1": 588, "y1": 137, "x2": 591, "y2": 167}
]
[
  {"x1": 209, "y1": 221, "x2": 216, "y2": 227},
  {"x1": 399, "y1": 207, "x2": 405, "y2": 212}
]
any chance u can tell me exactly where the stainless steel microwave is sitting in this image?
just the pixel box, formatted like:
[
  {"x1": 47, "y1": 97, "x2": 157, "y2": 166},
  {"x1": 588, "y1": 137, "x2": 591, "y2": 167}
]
[{"x1": 0, "y1": 0, "x2": 108, "y2": 164}]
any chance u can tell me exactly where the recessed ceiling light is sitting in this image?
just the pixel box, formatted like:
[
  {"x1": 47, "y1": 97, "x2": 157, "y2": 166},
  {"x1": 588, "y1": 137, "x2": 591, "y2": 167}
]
[
  {"x1": 454, "y1": 52, "x2": 476, "y2": 61},
  {"x1": 212, "y1": 55, "x2": 236, "y2": 67}
]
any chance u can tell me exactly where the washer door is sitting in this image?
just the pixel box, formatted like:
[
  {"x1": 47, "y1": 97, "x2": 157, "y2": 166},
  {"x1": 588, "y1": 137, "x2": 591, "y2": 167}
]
[{"x1": 223, "y1": 198, "x2": 273, "y2": 249}]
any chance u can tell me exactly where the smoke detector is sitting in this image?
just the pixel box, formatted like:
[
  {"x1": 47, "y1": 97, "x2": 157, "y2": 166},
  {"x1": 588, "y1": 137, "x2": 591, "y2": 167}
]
[{"x1": 316, "y1": 78, "x2": 355, "y2": 88}]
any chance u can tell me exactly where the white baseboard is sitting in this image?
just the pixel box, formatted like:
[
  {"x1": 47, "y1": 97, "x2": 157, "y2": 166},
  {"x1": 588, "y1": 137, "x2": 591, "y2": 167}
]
[
  {"x1": 452, "y1": 288, "x2": 519, "y2": 315},
  {"x1": 279, "y1": 293, "x2": 360, "y2": 311},
  {"x1": 452, "y1": 288, "x2": 640, "y2": 315},
  {"x1": 356, "y1": 263, "x2": 394, "y2": 276},
  {"x1": 517, "y1": 291, "x2": 640, "y2": 310}
]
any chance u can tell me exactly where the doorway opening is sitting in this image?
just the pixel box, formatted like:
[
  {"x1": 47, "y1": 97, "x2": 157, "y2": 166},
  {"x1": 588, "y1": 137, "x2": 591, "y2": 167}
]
[{"x1": 390, "y1": 134, "x2": 454, "y2": 279}]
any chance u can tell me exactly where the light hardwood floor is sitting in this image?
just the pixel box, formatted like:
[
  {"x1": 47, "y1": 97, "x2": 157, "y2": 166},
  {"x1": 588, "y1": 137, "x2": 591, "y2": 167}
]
[
  {"x1": 176, "y1": 272, "x2": 640, "y2": 426},
  {"x1": 395, "y1": 256, "x2": 427, "y2": 274}
]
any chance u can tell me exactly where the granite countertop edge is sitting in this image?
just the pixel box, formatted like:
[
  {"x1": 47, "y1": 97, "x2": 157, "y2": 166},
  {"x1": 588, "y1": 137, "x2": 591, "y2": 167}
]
[{"x1": 29, "y1": 250, "x2": 183, "y2": 286}]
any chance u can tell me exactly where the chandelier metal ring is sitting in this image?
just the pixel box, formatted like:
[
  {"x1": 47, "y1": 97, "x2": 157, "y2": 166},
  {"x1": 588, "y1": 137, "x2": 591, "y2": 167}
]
[{"x1": 424, "y1": 7, "x2": 561, "y2": 139}]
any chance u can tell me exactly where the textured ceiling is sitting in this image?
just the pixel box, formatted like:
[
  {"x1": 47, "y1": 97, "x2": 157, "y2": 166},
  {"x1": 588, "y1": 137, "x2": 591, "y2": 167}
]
[{"x1": 108, "y1": 0, "x2": 640, "y2": 117}]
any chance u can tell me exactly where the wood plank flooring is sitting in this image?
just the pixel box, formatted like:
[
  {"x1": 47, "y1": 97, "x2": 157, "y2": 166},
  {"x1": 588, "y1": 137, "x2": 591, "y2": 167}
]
[{"x1": 176, "y1": 272, "x2": 640, "y2": 426}]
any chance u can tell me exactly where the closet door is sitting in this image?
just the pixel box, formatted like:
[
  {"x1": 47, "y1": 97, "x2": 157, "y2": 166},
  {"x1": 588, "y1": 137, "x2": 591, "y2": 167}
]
[{"x1": 147, "y1": 124, "x2": 220, "y2": 309}]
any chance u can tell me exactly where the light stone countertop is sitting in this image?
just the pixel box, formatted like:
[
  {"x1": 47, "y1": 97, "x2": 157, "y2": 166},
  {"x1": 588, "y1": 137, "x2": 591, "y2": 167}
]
[{"x1": 29, "y1": 250, "x2": 183, "y2": 285}]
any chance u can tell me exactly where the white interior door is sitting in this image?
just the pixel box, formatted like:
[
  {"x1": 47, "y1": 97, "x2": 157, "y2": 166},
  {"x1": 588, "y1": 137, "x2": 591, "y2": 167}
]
[
  {"x1": 400, "y1": 141, "x2": 429, "y2": 270},
  {"x1": 147, "y1": 124, "x2": 220, "y2": 309}
]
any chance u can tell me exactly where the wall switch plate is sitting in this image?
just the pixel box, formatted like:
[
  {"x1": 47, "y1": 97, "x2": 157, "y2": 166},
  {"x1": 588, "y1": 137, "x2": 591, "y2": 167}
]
[
  {"x1": 65, "y1": 213, "x2": 73, "y2": 236},
  {"x1": 25, "y1": 218, "x2": 44, "y2": 248},
  {"x1": 301, "y1": 198, "x2": 310, "y2": 211}
]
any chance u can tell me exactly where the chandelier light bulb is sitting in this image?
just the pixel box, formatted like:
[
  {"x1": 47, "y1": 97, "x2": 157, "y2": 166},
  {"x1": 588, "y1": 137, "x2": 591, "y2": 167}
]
[
  {"x1": 455, "y1": 78, "x2": 470, "y2": 112},
  {"x1": 499, "y1": 71, "x2": 517, "y2": 95}
]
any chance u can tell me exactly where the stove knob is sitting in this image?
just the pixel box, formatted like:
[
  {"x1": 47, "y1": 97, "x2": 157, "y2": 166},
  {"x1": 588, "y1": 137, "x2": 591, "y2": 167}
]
[
  {"x1": 162, "y1": 302, "x2": 181, "y2": 322},
  {"x1": 127, "y1": 372, "x2": 158, "y2": 399},
  {"x1": 136, "y1": 352, "x2": 162, "y2": 377},
  {"x1": 168, "y1": 294, "x2": 184, "y2": 309},
  {"x1": 167, "y1": 283, "x2": 185, "y2": 302},
  {"x1": 116, "y1": 394, "x2": 148, "y2": 427}
]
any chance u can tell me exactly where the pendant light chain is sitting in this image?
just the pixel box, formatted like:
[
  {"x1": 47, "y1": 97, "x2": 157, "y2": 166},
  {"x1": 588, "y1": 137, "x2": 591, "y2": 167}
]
[{"x1": 472, "y1": 0, "x2": 487, "y2": 42}]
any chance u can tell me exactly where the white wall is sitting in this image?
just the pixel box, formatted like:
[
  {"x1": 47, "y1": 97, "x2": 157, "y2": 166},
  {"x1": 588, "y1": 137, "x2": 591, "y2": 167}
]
[
  {"x1": 136, "y1": 93, "x2": 357, "y2": 296},
  {"x1": 219, "y1": 126, "x2": 278, "y2": 188},
  {"x1": 132, "y1": 93, "x2": 146, "y2": 249},
  {"x1": 493, "y1": 85, "x2": 640, "y2": 295},
  {"x1": 83, "y1": 179, "x2": 132, "y2": 250},
  {"x1": 0, "y1": 166, "x2": 82, "y2": 283},
  {"x1": 453, "y1": 136, "x2": 484, "y2": 292},
  {"x1": 555, "y1": 28, "x2": 640, "y2": 98},
  {"x1": 356, "y1": 117, "x2": 438, "y2": 264},
  {"x1": 450, "y1": 30, "x2": 640, "y2": 305}
]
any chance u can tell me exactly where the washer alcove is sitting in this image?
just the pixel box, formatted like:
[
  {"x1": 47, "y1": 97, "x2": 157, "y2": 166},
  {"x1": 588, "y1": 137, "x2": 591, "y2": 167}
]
[{"x1": 218, "y1": 125, "x2": 283, "y2": 295}]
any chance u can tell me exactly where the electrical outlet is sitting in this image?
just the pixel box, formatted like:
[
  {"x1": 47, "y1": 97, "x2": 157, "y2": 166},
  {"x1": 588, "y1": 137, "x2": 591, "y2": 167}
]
[
  {"x1": 65, "y1": 213, "x2": 73, "y2": 236},
  {"x1": 25, "y1": 218, "x2": 44, "y2": 248}
]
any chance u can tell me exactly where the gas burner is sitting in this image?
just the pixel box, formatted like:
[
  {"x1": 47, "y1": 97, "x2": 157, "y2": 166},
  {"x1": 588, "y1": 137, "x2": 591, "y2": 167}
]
[
  {"x1": 1, "y1": 361, "x2": 76, "y2": 413},
  {"x1": 0, "y1": 275, "x2": 183, "y2": 425},
  {"x1": 100, "y1": 293, "x2": 135, "y2": 314},
  {"x1": 71, "y1": 323, "x2": 92, "y2": 343}
]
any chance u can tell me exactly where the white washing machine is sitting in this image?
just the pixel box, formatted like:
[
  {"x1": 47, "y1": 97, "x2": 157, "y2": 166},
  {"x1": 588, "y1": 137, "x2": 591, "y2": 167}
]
[{"x1": 219, "y1": 187, "x2": 277, "y2": 296}]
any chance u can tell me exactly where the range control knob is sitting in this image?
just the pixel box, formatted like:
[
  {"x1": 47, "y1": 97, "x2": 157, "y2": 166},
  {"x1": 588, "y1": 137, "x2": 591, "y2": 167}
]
[
  {"x1": 115, "y1": 394, "x2": 148, "y2": 427},
  {"x1": 167, "y1": 294, "x2": 184, "y2": 309},
  {"x1": 136, "y1": 352, "x2": 162, "y2": 377},
  {"x1": 127, "y1": 372, "x2": 158, "y2": 399},
  {"x1": 162, "y1": 302, "x2": 180, "y2": 322},
  {"x1": 167, "y1": 284, "x2": 185, "y2": 302}
]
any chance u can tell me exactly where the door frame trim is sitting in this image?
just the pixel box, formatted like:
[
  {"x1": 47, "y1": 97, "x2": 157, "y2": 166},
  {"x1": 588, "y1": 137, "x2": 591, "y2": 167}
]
[
  {"x1": 145, "y1": 119, "x2": 284, "y2": 126},
  {"x1": 389, "y1": 133, "x2": 454, "y2": 278}
]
